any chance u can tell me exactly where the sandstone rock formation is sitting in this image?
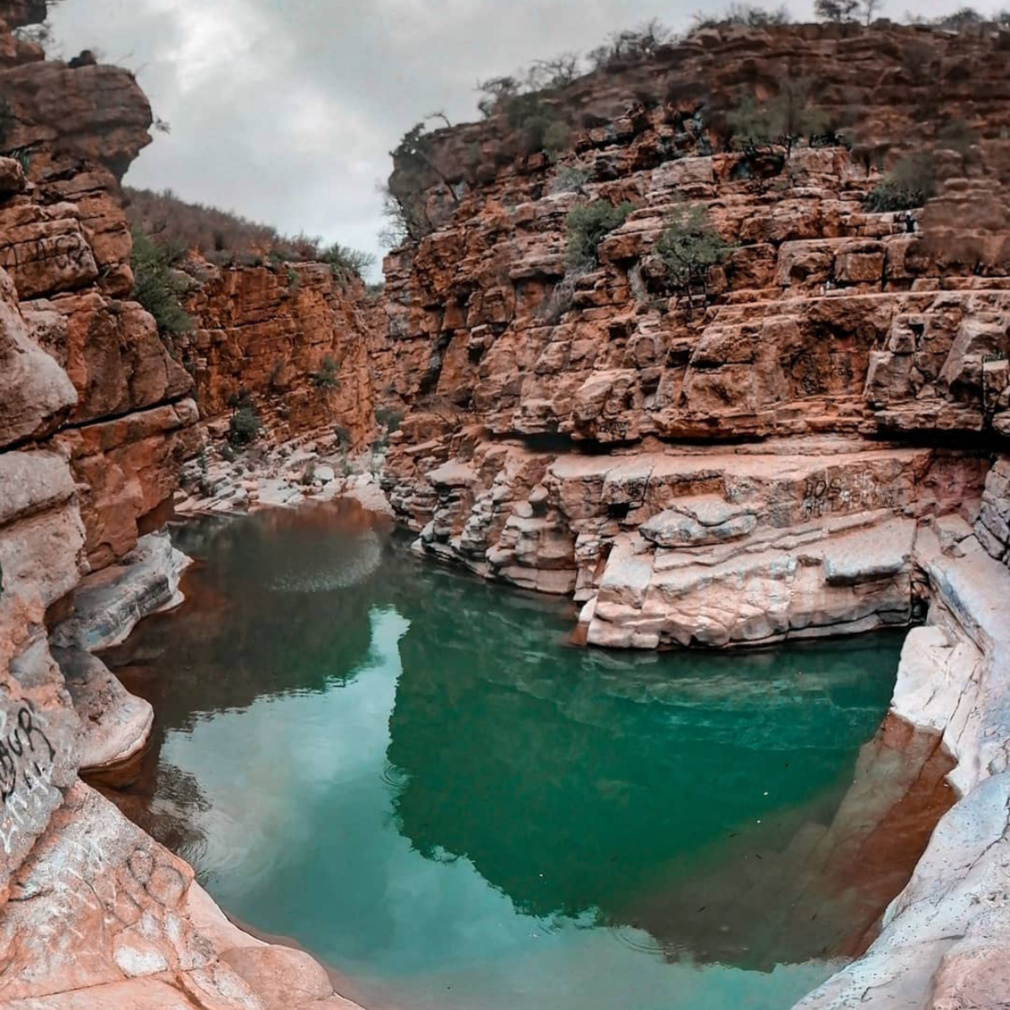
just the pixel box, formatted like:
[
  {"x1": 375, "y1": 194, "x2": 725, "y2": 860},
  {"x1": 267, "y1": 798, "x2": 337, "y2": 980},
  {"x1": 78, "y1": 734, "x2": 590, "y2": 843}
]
[
  {"x1": 0, "y1": 5, "x2": 363, "y2": 1007},
  {"x1": 377, "y1": 22, "x2": 1010, "y2": 645},
  {"x1": 3, "y1": 6, "x2": 1010, "y2": 1010},
  {"x1": 178, "y1": 260, "x2": 380, "y2": 449}
]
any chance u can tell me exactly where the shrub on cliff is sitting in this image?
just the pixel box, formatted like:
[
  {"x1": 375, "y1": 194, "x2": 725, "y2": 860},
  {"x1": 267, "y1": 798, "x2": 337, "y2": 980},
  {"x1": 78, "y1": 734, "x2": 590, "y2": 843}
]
[
  {"x1": 813, "y1": 0, "x2": 882, "y2": 22},
  {"x1": 374, "y1": 405, "x2": 404, "y2": 433},
  {"x1": 310, "y1": 355, "x2": 340, "y2": 391},
  {"x1": 383, "y1": 118, "x2": 460, "y2": 247},
  {"x1": 130, "y1": 228, "x2": 193, "y2": 337},
  {"x1": 655, "y1": 202, "x2": 731, "y2": 303},
  {"x1": 588, "y1": 19, "x2": 670, "y2": 71},
  {"x1": 228, "y1": 403, "x2": 262, "y2": 447},
  {"x1": 865, "y1": 153, "x2": 935, "y2": 212},
  {"x1": 549, "y1": 165, "x2": 590, "y2": 196},
  {"x1": 726, "y1": 80, "x2": 830, "y2": 157},
  {"x1": 318, "y1": 243, "x2": 375, "y2": 285},
  {"x1": 565, "y1": 200, "x2": 635, "y2": 270},
  {"x1": 692, "y1": 4, "x2": 791, "y2": 30},
  {"x1": 505, "y1": 92, "x2": 570, "y2": 159}
]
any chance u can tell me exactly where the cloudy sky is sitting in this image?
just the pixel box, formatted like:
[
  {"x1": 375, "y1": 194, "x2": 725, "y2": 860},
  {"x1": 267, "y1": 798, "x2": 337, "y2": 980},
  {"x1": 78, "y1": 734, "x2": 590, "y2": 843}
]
[{"x1": 49, "y1": 0, "x2": 972, "y2": 277}]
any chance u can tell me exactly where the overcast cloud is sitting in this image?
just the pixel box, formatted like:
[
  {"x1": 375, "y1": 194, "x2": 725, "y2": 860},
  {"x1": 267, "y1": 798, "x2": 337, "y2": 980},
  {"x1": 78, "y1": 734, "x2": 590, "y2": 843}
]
[{"x1": 49, "y1": 0, "x2": 972, "y2": 277}]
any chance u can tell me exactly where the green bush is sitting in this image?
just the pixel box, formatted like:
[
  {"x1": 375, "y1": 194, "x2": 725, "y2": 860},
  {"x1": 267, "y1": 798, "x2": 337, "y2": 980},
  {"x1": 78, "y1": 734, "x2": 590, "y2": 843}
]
[
  {"x1": 310, "y1": 355, "x2": 340, "y2": 390},
  {"x1": 506, "y1": 93, "x2": 570, "y2": 158},
  {"x1": 655, "y1": 203, "x2": 731, "y2": 301},
  {"x1": 318, "y1": 243, "x2": 375, "y2": 283},
  {"x1": 865, "y1": 154, "x2": 935, "y2": 212},
  {"x1": 565, "y1": 200, "x2": 634, "y2": 270},
  {"x1": 726, "y1": 80, "x2": 829, "y2": 157},
  {"x1": 130, "y1": 227, "x2": 193, "y2": 336},
  {"x1": 228, "y1": 404, "x2": 261, "y2": 447},
  {"x1": 374, "y1": 405, "x2": 404, "y2": 432}
]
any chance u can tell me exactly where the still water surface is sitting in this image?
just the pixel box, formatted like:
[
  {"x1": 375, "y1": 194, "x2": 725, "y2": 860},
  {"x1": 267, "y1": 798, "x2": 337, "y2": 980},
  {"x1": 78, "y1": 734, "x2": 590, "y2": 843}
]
[{"x1": 104, "y1": 502, "x2": 907, "y2": 1010}]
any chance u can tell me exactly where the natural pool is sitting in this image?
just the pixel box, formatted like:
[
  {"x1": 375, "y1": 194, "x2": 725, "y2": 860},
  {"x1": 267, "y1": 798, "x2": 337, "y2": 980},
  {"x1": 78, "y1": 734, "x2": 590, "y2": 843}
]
[{"x1": 102, "y1": 502, "x2": 918, "y2": 1010}]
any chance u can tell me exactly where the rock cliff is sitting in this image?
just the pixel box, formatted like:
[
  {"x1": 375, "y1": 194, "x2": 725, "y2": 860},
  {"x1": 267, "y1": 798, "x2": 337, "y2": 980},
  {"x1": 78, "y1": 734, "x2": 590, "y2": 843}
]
[
  {"x1": 178, "y1": 260, "x2": 380, "y2": 449},
  {"x1": 373, "y1": 18, "x2": 1010, "y2": 1010},
  {"x1": 0, "y1": 5, "x2": 363, "y2": 1008},
  {"x1": 378, "y1": 22, "x2": 1010, "y2": 650}
]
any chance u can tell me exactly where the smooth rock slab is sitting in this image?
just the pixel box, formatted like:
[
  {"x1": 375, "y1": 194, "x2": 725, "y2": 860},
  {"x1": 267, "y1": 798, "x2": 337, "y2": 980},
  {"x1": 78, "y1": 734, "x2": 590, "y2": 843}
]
[
  {"x1": 52, "y1": 648, "x2": 153, "y2": 772},
  {"x1": 52, "y1": 532, "x2": 190, "y2": 653},
  {"x1": 640, "y1": 495, "x2": 758, "y2": 547},
  {"x1": 0, "y1": 782, "x2": 208, "y2": 1002}
]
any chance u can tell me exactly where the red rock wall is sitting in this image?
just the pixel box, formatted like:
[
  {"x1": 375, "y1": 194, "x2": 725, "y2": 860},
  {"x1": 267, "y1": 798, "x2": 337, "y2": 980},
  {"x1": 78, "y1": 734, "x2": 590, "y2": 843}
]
[
  {"x1": 179, "y1": 262, "x2": 380, "y2": 449},
  {"x1": 0, "y1": 13, "x2": 200, "y2": 571},
  {"x1": 379, "y1": 21, "x2": 1010, "y2": 625}
]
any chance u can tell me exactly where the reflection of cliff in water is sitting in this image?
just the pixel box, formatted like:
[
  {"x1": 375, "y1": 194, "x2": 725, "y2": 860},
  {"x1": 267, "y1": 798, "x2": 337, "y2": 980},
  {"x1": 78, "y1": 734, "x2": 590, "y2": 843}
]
[
  {"x1": 107, "y1": 503, "x2": 391, "y2": 724},
  {"x1": 383, "y1": 569, "x2": 950, "y2": 971},
  {"x1": 95, "y1": 501, "x2": 953, "y2": 979},
  {"x1": 97, "y1": 502, "x2": 397, "y2": 859}
]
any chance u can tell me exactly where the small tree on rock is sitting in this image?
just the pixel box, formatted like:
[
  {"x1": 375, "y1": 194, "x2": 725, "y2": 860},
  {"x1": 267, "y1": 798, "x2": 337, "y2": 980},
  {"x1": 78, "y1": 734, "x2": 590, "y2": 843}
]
[
  {"x1": 814, "y1": 0, "x2": 861, "y2": 20},
  {"x1": 565, "y1": 200, "x2": 635, "y2": 270},
  {"x1": 655, "y1": 203, "x2": 731, "y2": 306},
  {"x1": 130, "y1": 228, "x2": 193, "y2": 337}
]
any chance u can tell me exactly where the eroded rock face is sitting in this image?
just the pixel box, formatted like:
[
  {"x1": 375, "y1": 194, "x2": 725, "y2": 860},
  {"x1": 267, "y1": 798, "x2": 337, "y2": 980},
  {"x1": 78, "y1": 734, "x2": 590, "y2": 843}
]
[
  {"x1": 179, "y1": 262, "x2": 381, "y2": 449},
  {"x1": 375, "y1": 20, "x2": 1010, "y2": 660},
  {"x1": 795, "y1": 523, "x2": 1010, "y2": 1010},
  {"x1": 385, "y1": 438, "x2": 990, "y2": 647},
  {"x1": 0, "y1": 448, "x2": 82, "y2": 899},
  {"x1": 52, "y1": 649, "x2": 153, "y2": 773},
  {"x1": 52, "y1": 532, "x2": 191, "y2": 654},
  {"x1": 0, "y1": 265, "x2": 76, "y2": 448}
]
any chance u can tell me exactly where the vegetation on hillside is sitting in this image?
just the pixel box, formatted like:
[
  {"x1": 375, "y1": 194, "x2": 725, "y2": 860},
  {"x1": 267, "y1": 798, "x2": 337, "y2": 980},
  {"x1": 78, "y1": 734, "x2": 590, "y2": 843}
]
[
  {"x1": 310, "y1": 355, "x2": 341, "y2": 391},
  {"x1": 654, "y1": 203, "x2": 732, "y2": 304},
  {"x1": 130, "y1": 227, "x2": 193, "y2": 336},
  {"x1": 725, "y1": 80, "x2": 831, "y2": 157},
  {"x1": 228, "y1": 401, "x2": 262, "y2": 448},
  {"x1": 864, "y1": 152, "x2": 936, "y2": 211},
  {"x1": 125, "y1": 188, "x2": 373, "y2": 279},
  {"x1": 377, "y1": 3, "x2": 1010, "y2": 257},
  {"x1": 565, "y1": 200, "x2": 635, "y2": 270}
]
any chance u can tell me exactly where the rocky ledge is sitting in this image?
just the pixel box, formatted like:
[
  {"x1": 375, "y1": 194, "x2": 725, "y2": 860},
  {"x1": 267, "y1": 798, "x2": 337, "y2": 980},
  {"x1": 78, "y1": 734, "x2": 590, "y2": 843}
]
[{"x1": 797, "y1": 524, "x2": 1010, "y2": 1008}]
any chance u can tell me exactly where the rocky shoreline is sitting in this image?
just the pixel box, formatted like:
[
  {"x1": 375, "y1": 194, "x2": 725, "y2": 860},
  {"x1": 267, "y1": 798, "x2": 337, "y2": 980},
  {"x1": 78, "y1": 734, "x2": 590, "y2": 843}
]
[
  {"x1": 64, "y1": 466, "x2": 1010, "y2": 1009},
  {"x1": 0, "y1": 5, "x2": 1009, "y2": 1007},
  {"x1": 34, "y1": 460, "x2": 1009, "y2": 1010}
]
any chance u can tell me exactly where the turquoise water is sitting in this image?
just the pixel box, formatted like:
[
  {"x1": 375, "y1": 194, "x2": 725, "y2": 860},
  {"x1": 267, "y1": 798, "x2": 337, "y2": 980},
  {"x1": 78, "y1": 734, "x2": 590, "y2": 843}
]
[{"x1": 106, "y1": 503, "x2": 906, "y2": 1010}]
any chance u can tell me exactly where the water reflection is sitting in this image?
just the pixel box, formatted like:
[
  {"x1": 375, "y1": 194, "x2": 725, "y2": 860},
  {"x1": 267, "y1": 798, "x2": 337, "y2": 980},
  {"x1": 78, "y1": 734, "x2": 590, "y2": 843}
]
[{"x1": 96, "y1": 502, "x2": 951, "y2": 1010}]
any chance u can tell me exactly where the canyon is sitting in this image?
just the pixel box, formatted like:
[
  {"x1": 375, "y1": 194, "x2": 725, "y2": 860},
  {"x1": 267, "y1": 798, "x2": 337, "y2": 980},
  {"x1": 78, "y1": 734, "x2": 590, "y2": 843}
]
[{"x1": 0, "y1": 5, "x2": 1009, "y2": 1009}]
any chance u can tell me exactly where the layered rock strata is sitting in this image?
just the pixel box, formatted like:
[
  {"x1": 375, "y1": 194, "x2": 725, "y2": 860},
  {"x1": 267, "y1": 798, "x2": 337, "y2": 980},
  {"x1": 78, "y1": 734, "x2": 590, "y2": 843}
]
[
  {"x1": 0, "y1": 4, "x2": 362, "y2": 1006},
  {"x1": 379, "y1": 23, "x2": 1010, "y2": 644},
  {"x1": 178, "y1": 262, "x2": 382, "y2": 449}
]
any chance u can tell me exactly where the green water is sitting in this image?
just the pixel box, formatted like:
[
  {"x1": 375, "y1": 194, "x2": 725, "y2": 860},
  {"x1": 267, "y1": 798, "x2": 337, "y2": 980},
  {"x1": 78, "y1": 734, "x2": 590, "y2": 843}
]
[{"x1": 106, "y1": 502, "x2": 906, "y2": 1010}]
